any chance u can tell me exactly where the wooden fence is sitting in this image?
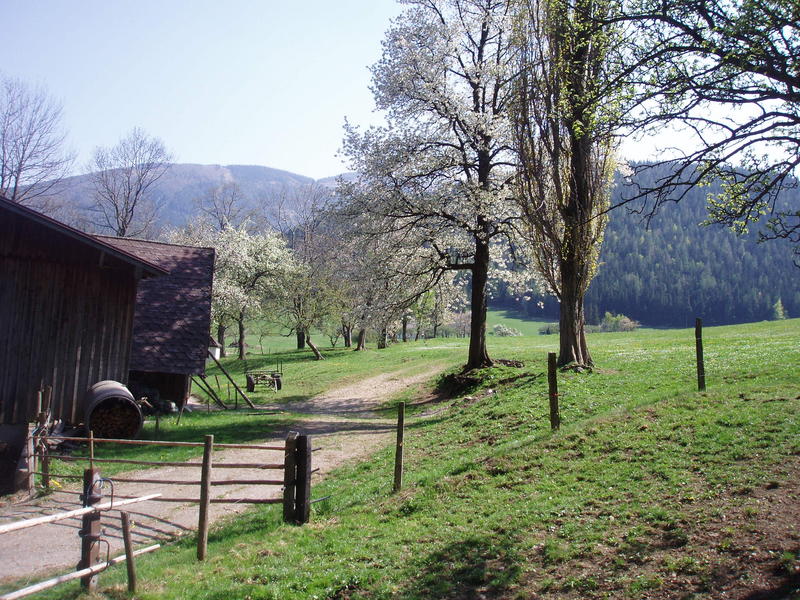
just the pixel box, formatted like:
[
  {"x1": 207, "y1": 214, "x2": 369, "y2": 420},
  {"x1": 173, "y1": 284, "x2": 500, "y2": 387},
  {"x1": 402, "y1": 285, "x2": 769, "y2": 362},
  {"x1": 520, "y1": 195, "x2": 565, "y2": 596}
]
[
  {"x1": 32, "y1": 431, "x2": 313, "y2": 561},
  {"x1": 0, "y1": 473, "x2": 159, "y2": 599}
]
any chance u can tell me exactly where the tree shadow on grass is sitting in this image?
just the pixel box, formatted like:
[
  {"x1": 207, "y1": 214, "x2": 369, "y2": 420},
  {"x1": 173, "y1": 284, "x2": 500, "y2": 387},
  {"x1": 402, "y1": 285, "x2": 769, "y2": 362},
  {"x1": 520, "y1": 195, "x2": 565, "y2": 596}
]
[{"x1": 400, "y1": 534, "x2": 521, "y2": 599}]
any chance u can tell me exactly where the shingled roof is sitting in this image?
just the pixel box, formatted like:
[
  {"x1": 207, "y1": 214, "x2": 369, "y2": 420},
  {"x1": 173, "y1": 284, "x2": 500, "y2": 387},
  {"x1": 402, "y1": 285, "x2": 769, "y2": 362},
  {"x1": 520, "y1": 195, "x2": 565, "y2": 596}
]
[{"x1": 98, "y1": 236, "x2": 215, "y2": 376}]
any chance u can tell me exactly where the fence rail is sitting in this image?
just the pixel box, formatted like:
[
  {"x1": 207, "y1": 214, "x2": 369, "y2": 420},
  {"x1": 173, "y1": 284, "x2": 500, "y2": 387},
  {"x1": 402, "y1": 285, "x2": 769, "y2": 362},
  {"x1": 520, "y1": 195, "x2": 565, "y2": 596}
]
[
  {"x1": 0, "y1": 486, "x2": 160, "y2": 598},
  {"x1": 47, "y1": 435, "x2": 284, "y2": 451},
  {"x1": 32, "y1": 430, "x2": 314, "y2": 562},
  {"x1": 0, "y1": 493, "x2": 161, "y2": 534}
]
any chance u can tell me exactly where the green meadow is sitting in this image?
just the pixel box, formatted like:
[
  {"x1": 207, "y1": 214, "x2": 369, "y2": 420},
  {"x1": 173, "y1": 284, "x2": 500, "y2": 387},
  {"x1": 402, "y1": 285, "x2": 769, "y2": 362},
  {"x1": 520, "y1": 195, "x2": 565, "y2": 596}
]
[{"x1": 7, "y1": 315, "x2": 799, "y2": 599}]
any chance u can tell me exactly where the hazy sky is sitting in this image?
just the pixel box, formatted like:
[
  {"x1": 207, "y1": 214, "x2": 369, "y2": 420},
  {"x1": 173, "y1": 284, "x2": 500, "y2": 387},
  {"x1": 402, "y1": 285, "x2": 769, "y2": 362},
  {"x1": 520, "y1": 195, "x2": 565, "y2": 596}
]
[{"x1": 2, "y1": 1, "x2": 402, "y2": 180}]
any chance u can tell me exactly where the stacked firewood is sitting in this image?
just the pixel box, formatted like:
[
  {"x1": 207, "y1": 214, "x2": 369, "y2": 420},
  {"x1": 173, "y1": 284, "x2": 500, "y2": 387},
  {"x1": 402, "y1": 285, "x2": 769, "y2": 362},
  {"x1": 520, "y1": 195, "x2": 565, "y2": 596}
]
[{"x1": 88, "y1": 399, "x2": 142, "y2": 439}]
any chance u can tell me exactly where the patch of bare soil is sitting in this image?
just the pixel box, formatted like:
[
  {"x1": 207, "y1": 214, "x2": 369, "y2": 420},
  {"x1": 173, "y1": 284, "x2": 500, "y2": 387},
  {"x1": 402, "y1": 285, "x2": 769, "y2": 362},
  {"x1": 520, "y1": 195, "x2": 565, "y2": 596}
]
[
  {"x1": 511, "y1": 457, "x2": 800, "y2": 600},
  {"x1": 0, "y1": 367, "x2": 443, "y2": 585}
]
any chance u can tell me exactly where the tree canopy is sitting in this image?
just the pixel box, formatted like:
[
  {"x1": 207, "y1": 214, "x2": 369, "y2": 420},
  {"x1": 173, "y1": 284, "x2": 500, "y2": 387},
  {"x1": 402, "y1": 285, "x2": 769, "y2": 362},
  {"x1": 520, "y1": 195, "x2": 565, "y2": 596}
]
[
  {"x1": 340, "y1": 0, "x2": 524, "y2": 370},
  {"x1": 618, "y1": 0, "x2": 800, "y2": 259}
]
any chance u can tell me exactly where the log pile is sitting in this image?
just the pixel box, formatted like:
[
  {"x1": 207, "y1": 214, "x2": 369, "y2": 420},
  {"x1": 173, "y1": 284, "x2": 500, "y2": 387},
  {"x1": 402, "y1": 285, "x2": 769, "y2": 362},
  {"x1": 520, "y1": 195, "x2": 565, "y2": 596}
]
[{"x1": 88, "y1": 398, "x2": 142, "y2": 439}]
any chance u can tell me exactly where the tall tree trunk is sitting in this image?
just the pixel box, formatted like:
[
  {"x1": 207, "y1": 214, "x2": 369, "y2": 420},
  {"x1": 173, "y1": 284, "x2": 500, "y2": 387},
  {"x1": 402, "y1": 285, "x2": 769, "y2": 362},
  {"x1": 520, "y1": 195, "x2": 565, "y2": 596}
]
[
  {"x1": 296, "y1": 329, "x2": 306, "y2": 350},
  {"x1": 465, "y1": 234, "x2": 492, "y2": 371},
  {"x1": 305, "y1": 332, "x2": 324, "y2": 360},
  {"x1": 343, "y1": 323, "x2": 352, "y2": 348},
  {"x1": 355, "y1": 328, "x2": 367, "y2": 351},
  {"x1": 237, "y1": 313, "x2": 246, "y2": 360},
  {"x1": 558, "y1": 256, "x2": 591, "y2": 366},
  {"x1": 401, "y1": 317, "x2": 408, "y2": 342},
  {"x1": 432, "y1": 323, "x2": 438, "y2": 338},
  {"x1": 557, "y1": 99, "x2": 594, "y2": 367},
  {"x1": 217, "y1": 323, "x2": 227, "y2": 358},
  {"x1": 377, "y1": 327, "x2": 388, "y2": 349}
]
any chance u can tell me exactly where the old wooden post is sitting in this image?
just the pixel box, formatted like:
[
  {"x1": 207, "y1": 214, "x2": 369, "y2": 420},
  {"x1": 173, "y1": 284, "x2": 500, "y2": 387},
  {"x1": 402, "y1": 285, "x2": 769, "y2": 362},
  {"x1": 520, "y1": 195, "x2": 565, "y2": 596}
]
[
  {"x1": 36, "y1": 411, "x2": 50, "y2": 489},
  {"x1": 197, "y1": 434, "x2": 213, "y2": 560},
  {"x1": 79, "y1": 468, "x2": 102, "y2": 590},
  {"x1": 695, "y1": 318, "x2": 706, "y2": 391},
  {"x1": 548, "y1": 352, "x2": 560, "y2": 430},
  {"x1": 295, "y1": 435, "x2": 312, "y2": 524},
  {"x1": 121, "y1": 512, "x2": 137, "y2": 593},
  {"x1": 88, "y1": 430, "x2": 95, "y2": 471},
  {"x1": 282, "y1": 432, "x2": 298, "y2": 523},
  {"x1": 393, "y1": 402, "x2": 405, "y2": 492}
]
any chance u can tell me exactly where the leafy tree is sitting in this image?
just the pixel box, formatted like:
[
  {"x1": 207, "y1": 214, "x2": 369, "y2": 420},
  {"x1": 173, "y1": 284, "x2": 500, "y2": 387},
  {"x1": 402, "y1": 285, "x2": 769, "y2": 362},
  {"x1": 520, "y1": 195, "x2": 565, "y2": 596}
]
[
  {"x1": 599, "y1": 311, "x2": 639, "y2": 332},
  {"x1": 493, "y1": 323, "x2": 522, "y2": 336},
  {"x1": 340, "y1": 0, "x2": 522, "y2": 370},
  {"x1": 0, "y1": 75, "x2": 73, "y2": 208},
  {"x1": 773, "y1": 298, "x2": 787, "y2": 321},
  {"x1": 619, "y1": 0, "x2": 800, "y2": 260},
  {"x1": 171, "y1": 221, "x2": 297, "y2": 359},
  {"x1": 513, "y1": 0, "x2": 622, "y2": 365},
  {"x1": 269, "y1": 183, "x2": 342, "y2": 355},
  {"x1": 89, "y1": 127, "x2": 172, "y2": 238}
]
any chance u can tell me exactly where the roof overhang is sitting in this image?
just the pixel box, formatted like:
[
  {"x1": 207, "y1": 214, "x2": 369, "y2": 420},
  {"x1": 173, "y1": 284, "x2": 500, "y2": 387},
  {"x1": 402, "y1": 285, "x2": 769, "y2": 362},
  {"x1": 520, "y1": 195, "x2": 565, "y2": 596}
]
[{"x1": 0, "y1": 195, "x2": 168, "y2": 277}]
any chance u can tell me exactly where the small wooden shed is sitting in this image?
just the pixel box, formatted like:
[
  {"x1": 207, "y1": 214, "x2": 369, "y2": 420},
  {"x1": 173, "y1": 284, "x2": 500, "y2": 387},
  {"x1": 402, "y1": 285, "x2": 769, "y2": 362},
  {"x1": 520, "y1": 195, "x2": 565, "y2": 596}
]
[
  {"x1": 0, "y1": 195, "x2": 167, "y2": 425},
  {"x1": 98, "y1": 237, "x2": 215, "y2": 405}
]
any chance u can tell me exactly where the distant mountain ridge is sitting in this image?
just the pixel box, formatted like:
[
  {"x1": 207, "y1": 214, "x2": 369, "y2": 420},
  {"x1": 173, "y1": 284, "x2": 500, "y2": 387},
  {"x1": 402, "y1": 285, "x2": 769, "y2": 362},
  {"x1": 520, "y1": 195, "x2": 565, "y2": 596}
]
[{"x1": 51, "y1": 163, "x2": 348, "y2": 233}]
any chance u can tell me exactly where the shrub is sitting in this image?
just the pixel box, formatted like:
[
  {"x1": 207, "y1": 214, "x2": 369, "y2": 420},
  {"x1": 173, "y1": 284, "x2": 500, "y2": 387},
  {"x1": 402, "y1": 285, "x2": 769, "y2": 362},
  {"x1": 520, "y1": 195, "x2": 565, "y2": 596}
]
[
  {"x1": 538, "y1": 323, "x2": 559, "y2": 335},
  {"x1": 492, "y1": 323, "x2": 522, "y2": 337},
  {"x1": 773, "y1": 298, "x2": 788, "y2": 320},
  {"x1": 600, "y1": 312, "x2": 640, "y2": 332}
]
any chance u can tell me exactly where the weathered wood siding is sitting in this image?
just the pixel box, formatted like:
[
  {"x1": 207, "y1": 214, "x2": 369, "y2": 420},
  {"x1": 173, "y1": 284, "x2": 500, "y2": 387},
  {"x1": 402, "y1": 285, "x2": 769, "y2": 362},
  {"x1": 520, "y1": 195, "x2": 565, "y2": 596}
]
[{"x1": 0, "y1": 212, "x2": 139, "y2": 425}]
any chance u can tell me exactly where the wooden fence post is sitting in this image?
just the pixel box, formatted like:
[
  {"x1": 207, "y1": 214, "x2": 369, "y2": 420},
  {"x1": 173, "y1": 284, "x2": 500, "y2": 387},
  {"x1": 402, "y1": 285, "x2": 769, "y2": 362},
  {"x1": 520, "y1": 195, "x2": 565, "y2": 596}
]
[
  {"x1": 283, "y1": 432, "x2": 298, "y2": 523},
  {"x1": 695, "y1": 317, "x2": 706, "y2": 391},
  {"x1": 393, "y1": 402, "x2": 405, "y2": 492},
  {"x1": 197, "y1": 434, "x2": 213, "y2": 561},
  {"x1": 548, "y1": 352, "x2": 560, "y2": 430},
  {"x1": 121, "y1": 512, "x2": 137, "y2": 593},
  {"x1": 295, "y1": 435, "x2": 312, "y2": 524},
  {"x1": 37, "y1": 411, "x2": 49, "y2": 489},
  {"x1": 79, "y1": 468, "x2": 102, "y2": 591},
  {"x1": 88, "y1": 430, "x2": 95, "y2": 472}
]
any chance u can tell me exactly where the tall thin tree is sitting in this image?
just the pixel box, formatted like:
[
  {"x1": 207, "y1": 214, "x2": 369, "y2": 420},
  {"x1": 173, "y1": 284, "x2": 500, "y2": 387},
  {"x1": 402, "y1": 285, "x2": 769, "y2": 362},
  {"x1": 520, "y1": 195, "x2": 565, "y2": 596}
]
[{"x1": 513, "y1": 0, "x2": 622, "y2": 366}]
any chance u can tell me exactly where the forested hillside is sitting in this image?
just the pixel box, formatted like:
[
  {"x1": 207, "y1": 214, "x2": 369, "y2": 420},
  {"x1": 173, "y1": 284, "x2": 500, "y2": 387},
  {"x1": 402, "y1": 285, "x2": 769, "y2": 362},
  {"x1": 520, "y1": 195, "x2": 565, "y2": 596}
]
[
  {"x1": 54, "y1": 160, "x2": 798, "y2": 328},
  {"x1": 497, "y1": 164, "x2": 800, "y2": 327}
]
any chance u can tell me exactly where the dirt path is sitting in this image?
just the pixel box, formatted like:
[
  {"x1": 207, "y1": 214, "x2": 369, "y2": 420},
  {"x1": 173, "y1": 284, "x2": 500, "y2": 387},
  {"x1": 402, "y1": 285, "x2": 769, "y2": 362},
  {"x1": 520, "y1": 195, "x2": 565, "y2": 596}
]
[{"x1": 0, "y1": 366, "x2": 443, "y2": 585}]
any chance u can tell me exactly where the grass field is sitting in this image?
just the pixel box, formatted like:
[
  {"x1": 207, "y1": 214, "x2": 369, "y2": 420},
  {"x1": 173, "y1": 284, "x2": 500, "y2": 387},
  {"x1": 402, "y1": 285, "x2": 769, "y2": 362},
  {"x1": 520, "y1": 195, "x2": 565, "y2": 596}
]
[{"x1": 8, "y1": 316, "x2": 800, "y2": 599}]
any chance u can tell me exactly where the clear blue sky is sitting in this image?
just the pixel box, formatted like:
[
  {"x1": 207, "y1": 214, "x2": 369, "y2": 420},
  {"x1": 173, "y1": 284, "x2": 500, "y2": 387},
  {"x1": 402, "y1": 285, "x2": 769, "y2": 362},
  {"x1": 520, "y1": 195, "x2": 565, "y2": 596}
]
[{"x1": 1, "y1": 1, "x2": 402, "y2": 180}]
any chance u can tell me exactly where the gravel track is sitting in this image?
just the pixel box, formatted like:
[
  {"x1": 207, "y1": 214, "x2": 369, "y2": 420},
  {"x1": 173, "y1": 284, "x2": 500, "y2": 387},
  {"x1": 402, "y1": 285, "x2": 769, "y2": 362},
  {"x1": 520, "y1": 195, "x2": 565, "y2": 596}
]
[{"x1": 0, "y1": 366, "x2": 443, "y2": 584}]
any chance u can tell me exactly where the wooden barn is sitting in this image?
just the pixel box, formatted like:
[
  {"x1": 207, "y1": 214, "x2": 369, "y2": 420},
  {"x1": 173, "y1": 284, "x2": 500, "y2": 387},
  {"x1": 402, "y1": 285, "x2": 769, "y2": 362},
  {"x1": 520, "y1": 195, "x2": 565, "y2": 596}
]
[
  {"x1": 0, "y1": 196, "x2": 168, "y2": 491},
  {"x1": 0, "y1": 195, "x2": 168, "y2": 426},
  {"x1": 98, "y1": 237, "x2": 215, "y2": 406}
]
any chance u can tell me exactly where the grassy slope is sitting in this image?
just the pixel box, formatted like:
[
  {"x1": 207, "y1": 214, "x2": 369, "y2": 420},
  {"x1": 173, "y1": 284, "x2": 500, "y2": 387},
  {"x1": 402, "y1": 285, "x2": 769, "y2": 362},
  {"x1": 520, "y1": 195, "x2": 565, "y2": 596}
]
[{"x1": 11, "y1": 316, "x2": 800, "y2": 599}]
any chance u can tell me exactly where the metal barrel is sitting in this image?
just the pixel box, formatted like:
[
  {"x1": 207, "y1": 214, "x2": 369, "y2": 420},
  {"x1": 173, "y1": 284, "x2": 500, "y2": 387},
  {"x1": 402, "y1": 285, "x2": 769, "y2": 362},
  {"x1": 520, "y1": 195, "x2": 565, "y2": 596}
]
[{"x1": 84, "y1": 381, "x2": 143, "y2": 439}]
